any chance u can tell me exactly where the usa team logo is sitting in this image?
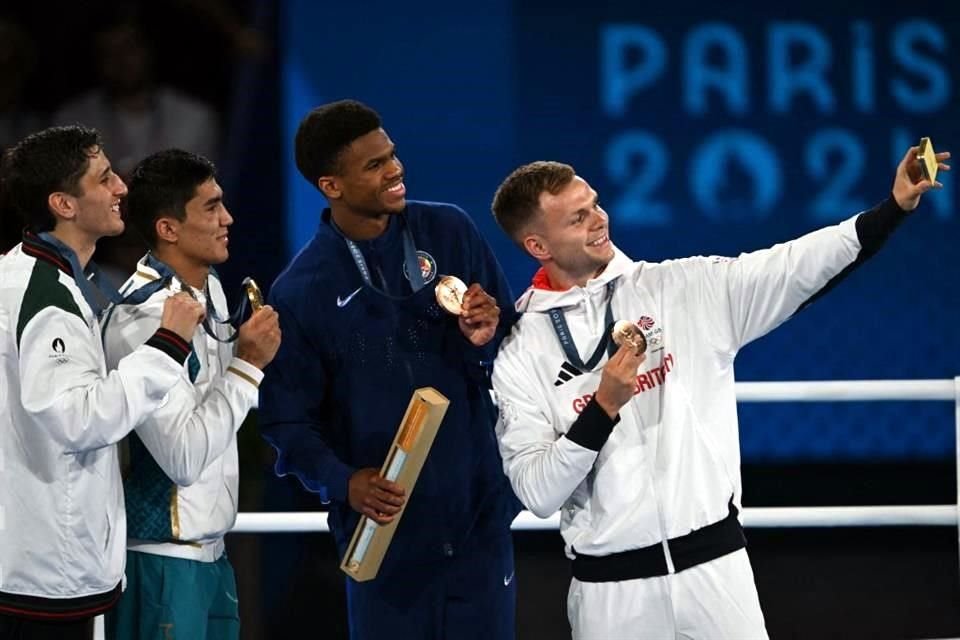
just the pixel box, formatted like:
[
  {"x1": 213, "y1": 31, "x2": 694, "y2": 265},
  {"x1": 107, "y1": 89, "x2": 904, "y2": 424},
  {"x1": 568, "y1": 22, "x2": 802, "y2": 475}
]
[{"x1": 404, "y1": 250, "x2": 437, "y2": 285}]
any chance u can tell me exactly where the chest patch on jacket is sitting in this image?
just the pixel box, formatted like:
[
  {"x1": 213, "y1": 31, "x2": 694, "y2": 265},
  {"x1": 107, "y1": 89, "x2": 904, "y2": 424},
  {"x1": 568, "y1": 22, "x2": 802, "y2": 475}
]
[{"x1": 571, "y1": 352, "x2": 676, "y2": 414}]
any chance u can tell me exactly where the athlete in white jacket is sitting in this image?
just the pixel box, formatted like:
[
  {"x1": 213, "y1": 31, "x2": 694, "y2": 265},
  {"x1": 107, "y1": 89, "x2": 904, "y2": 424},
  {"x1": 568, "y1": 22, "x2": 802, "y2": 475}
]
[
  {"x1": 0, "y1": 126, "x2": 204, "y2": 639},
  {"x1": 101, "y1": 149, "x2": 280, "y2": 640},
  {"x1": 490, "y1": 146, "x2": 950, "y2": 640}
]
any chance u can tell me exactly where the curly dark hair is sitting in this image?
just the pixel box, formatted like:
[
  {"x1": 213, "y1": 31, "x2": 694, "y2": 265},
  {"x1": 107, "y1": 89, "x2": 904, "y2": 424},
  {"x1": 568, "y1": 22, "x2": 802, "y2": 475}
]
[
  {"x1": 294, "y1": 99, "x2": 382, "y2": 190},
  {"x1": 0, "y1": 125, "x2": 103, "y2": 232}
]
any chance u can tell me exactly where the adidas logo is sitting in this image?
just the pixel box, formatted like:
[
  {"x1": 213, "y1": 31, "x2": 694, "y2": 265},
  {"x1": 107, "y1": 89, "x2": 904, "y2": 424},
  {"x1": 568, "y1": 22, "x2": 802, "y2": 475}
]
[{"x1": 554, "y1": 361, "x2": 583, "y2": 386}]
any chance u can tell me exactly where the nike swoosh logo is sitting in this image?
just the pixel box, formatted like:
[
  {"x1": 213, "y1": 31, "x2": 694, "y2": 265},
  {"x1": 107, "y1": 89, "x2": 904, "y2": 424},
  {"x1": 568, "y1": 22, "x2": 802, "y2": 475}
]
[
  {"x1": 336, "y1": 287, "x2": 362, "y2": 308},
  {"x1": 503, "y1": 571, "x2": 514, "y2": 586}
]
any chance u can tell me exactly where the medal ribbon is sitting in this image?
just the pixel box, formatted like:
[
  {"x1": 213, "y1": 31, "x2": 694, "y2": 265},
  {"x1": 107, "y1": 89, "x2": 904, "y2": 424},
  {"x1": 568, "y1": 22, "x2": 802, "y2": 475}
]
[
  {"x1": 101, "y1": 254, "x2": 252, "y2": 343},
  {"x1": 333, "y1": 213, "x2": 425, "y2": 296},
  {"x1": 547, "y1": 281, "x2": 618, "y2": 371},
  {"x1": 37, "y1": 232, "x2": 122, "y2": 316}
]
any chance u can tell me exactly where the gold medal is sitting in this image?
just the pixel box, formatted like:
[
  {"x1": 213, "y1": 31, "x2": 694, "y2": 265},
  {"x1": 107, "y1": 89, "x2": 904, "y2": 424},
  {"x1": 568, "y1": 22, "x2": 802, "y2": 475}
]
[
  {"x1": 434, "y1": 275, "x2": 467, "y2": 315},
  {"x1": 611, "y1": 320, "x2": 647, "y2": 354},
  {"x1": 242, "y1": 277, "x2": 264, "y2": 311}
]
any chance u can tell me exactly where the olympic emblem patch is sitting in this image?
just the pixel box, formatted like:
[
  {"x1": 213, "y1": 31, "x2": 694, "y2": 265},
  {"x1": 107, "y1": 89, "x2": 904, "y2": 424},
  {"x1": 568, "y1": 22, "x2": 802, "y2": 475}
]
[
  {"x1": 49, "y1": 337, "x2": 70, "y2": 364},
  {"x1": 404, "y1": 250, "x2": 438, "y2": 285},
  {"x1": 636, "y1": 315, "x2": 664, "y2": 353}
]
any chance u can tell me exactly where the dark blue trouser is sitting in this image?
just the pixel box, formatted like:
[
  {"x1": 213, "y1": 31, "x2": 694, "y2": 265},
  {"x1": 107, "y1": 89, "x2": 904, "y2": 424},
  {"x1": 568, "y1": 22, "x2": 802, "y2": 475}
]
[{"x1": 346, "y1": 533, "x2": 515, "y2": 640}]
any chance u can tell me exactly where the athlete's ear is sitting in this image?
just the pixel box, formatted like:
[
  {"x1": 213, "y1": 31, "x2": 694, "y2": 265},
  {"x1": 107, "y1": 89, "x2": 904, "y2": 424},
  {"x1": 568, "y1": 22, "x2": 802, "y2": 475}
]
[
  {"x1": 47, "y1": 191, "x2": 77, "y2": 222},
  {"x1": 317, "y1": 176, "x2": 341, "y2": 200},
  {"x1": 155, "y1": 216, "x2": 180, "y2": 245},
  {"x1": 523, "y1": 233, "x2": 549, "y2": 261}
]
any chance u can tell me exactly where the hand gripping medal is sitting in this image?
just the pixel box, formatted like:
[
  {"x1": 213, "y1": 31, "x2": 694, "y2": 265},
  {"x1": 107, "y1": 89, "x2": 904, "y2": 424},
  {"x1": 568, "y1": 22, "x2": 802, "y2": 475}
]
[
  {"x1": 242, "y1": 277, "x2": 264, "y2": 312},
  {"x1": 611, "y1": 320, "x2": 647, "y2": 355},
  {"x1": 434, "y1": 275, "x2": 468, "y2": 315}
]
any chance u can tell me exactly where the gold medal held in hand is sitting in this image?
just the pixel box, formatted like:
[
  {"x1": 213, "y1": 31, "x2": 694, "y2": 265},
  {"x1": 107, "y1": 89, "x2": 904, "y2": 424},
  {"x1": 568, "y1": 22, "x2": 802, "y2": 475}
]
[
  {"x1": 611, "y1": 320, "x2": 647, "y2": 355},
  {"x1": 434, "y1": 275, "x2": 468, "y2": 315},
  {"x1": 242, "y1": 277, "x2": 264, "y2": 311}
]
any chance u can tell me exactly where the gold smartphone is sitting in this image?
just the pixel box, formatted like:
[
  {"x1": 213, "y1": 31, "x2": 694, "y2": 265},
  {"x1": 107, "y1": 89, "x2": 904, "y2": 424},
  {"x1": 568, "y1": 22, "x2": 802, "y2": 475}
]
[{"x1": 918, "y1": 137, "x2": 938, "y2": 184}]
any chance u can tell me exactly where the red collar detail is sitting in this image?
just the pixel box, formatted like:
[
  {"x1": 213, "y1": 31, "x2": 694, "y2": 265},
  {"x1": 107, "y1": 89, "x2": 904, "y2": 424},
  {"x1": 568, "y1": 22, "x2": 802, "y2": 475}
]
[{"x1": 530, "y1": 267, "x2": 569, "y2": 292}]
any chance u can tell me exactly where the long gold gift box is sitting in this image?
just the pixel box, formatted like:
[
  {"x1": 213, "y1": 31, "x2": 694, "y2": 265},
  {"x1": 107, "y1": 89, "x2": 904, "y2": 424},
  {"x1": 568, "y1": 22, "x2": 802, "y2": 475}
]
[{"x1": 340, "y1": 387, "x2": 450, "y2": 582}]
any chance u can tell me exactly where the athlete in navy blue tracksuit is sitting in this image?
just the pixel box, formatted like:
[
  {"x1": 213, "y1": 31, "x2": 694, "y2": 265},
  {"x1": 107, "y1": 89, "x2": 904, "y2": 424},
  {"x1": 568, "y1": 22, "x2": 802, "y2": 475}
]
[{"x1": 259, "y1": 99, "x2": 521, "y2": 639}]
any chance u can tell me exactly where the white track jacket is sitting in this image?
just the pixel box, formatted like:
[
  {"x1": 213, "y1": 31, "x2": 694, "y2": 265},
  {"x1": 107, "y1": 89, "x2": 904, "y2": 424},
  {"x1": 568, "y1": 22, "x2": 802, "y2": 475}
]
[
  {"x1": 0, "y1": 238, "x2": 189, "y2": 611},
  {"x1": 103, "y1": 256, "x2": 262, "y2": 561},
  {"x1": 493, "y1": 199, "x2": 906, "y2": 561}
]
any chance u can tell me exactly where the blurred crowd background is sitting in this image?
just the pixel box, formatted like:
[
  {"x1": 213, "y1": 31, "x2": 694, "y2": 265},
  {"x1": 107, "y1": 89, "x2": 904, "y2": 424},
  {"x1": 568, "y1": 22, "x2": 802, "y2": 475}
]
[{"x1": 0, "y1": 0, "x2": 282, "y2": 289}]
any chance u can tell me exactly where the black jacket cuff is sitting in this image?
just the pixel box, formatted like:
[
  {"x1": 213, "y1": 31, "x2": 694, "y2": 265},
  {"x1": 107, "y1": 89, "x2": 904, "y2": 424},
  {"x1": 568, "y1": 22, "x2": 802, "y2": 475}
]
[
  {"x1": 565, "y1": 396, "x2": 620, "y2": 452},
  {"x1": 145, "y1": 328, "x2": 191, "y2": 364},
  {"x1": 855, "y1": 195, "x2": 908, "y2": 255}
]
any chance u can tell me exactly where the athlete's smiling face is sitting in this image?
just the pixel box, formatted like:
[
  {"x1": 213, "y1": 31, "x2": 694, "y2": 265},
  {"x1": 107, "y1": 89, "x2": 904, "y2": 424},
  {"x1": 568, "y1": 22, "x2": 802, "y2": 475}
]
[
  {"x1": 328, "y1": 128, "x2": 406, "y2": 216},
  {"x1": 525, "y1": 175, "x2": 614, "y2": 289},
  {"x1": 170, "y1": 178, "x2": 233, "y2": 268},
  {"x1": 66, "y1": 148, "x2": 128, "y2": 240}
]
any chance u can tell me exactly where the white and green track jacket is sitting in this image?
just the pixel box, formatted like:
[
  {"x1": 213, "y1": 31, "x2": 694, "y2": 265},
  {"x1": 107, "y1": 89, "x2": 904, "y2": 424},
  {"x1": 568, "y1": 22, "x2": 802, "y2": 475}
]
[{"x1": 0, "y1": 234, "x2": 189, "y2": 619}]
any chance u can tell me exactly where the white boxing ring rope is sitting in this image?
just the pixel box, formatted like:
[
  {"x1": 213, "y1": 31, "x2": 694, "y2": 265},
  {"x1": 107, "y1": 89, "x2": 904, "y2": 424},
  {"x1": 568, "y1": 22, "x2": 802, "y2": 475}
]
[
  {"x1": 234, "y1": 505, "x2": 957, "y2": 534},
  {"x1": 734, "y1": 379, "x2": 957, "y2": 403},
  {"x1": 232, "y1": 377, "x2": 960, "y2": 534}
]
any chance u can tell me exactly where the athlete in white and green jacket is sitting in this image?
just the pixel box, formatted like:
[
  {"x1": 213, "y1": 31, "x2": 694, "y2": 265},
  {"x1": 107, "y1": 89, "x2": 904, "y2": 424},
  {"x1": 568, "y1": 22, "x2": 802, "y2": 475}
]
[{"x1": 0, "y1": 126, "x2": 204, "y2": 638}]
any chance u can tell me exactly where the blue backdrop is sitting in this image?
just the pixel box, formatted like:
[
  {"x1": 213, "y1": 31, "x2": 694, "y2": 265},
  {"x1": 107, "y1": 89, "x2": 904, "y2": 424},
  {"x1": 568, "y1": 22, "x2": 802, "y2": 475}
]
[{"x1": 280, "y1": 0, "x2": 959, "y2": 461}]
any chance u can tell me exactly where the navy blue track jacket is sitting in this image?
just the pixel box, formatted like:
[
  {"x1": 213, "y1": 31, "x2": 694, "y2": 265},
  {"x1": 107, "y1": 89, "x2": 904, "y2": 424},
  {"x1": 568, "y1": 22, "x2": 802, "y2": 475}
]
[{"x1": 259, "y1": 201, "x2": 521, "y2": 580}]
